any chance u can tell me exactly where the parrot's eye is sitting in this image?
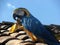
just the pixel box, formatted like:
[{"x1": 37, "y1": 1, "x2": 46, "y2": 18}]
[{"x1": 13, "y1": 14, "x2": 23, "y2": 21}]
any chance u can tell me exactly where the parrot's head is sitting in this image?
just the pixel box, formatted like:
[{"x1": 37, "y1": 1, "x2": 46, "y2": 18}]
[{"x1": 13, "y1": 8, "x2": 30, "y2": 21}]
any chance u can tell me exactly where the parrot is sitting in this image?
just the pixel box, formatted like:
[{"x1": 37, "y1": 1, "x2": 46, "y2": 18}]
[{"x1": 13, "y1": 8, "x2": 60, "y2": 45}]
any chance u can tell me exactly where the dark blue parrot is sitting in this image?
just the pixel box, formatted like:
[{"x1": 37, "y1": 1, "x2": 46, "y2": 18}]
[{"x1": 13, "y1": 8, "x2": 60, "y2": 45}]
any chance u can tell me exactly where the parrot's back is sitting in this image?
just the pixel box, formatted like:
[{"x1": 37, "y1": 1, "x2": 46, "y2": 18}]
[{"x1": 21, "y1": 14, "x2": 60, "y2": 45}]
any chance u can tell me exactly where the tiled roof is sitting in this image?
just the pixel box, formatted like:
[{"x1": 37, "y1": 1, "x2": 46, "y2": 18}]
[{"x1": 0, "y1": 21, "x2": 60, "y2": 45}]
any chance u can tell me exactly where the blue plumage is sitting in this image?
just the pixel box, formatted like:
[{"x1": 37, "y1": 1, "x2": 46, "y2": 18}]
[
  {"x1": 13, "y1": 8, "x2": 60, "y2": 45},
  {"x1": 21, "y1": 14, "x2": 60, "y2": 45}
]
